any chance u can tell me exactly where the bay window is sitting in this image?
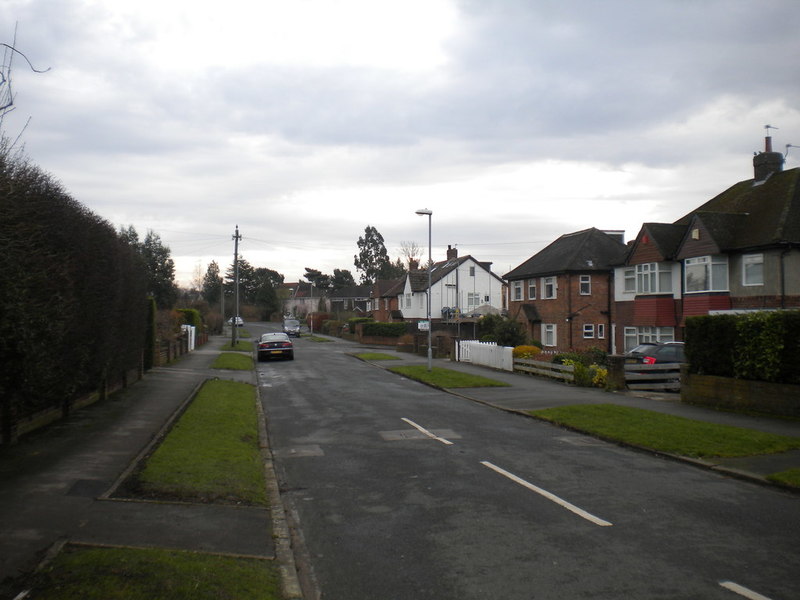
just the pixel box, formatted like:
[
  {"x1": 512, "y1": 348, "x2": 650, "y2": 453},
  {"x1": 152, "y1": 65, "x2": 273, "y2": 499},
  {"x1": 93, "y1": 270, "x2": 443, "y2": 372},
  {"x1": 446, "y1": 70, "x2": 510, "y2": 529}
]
[
  {"x1": 636, "y1": 262, "x2": 672, "y2": 294},
  {"x1": 685, "y1": 255, "x2": 728, "y2": 292}
]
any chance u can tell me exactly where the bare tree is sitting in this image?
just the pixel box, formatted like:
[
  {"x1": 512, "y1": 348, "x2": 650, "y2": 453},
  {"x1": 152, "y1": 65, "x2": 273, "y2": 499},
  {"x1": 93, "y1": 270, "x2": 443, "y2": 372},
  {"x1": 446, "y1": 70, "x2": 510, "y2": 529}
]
[
  {"x1": 1, "y1": 25, "x2": 51, "y2": 151},
  {"x1": 399, "y1": 240, "x2": 423, "y2": 270}
]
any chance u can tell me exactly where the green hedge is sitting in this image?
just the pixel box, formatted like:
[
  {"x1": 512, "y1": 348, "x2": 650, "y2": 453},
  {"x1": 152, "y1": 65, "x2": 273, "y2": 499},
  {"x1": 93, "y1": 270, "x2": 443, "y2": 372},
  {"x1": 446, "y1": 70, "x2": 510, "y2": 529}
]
[
  {"x1": 361, "y1": 322, "x2": 407, "y2": 337},
  {"x1": 177, "y1": 308, "x2": 202, "y2": 328},
  {"x1": 686, "y1": 311, "x2": 800, "y2": 384}
]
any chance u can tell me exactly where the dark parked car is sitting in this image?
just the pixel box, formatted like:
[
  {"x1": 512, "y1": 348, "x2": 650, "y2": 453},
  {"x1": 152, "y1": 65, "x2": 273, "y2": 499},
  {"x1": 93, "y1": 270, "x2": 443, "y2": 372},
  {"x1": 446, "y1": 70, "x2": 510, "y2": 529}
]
[
  {"x1": 625, "y1": 342, "x2": 685, "y2": 365},
  {"x1": 282, "y1": 318, "x2": 301, "y2": 337},
  {"x1": 257, "y1": 332, "x2": 294, "y2": 361}
]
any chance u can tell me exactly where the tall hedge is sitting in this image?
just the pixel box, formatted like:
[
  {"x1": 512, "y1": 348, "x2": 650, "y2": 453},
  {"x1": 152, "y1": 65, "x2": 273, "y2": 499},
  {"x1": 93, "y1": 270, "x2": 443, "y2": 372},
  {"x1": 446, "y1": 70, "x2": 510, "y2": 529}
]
[
  {"x1": 0, "y1": 149, "x2": 149, "y2": 436},
  {"x1": 685, "y1": 311, "x2": 800, "y2": 384},
  {"x1": 361, "y1": 322, "x2": 407, "y2": 337}
]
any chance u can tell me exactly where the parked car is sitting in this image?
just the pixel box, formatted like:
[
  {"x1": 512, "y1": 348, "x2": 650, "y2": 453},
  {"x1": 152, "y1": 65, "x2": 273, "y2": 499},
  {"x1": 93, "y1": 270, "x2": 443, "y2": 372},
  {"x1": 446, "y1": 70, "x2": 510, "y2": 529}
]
[
  {"x1": 228, "y1": 316, "x2": 244, "y2": 327},
  {"x1": 282, "y1": 318, "x2": 301, "y2": 337},
  {"x1": 625, "y1": 342, "x2": 685, "y2": 365},
  {"x1": 257, "y1": 332, "x2": 294, "y2": 361}
]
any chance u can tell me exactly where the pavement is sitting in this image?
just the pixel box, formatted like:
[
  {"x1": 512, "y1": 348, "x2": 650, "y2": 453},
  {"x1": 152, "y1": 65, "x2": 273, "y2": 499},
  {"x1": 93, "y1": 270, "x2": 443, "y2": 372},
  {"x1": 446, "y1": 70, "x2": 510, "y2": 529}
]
[{"x1": 1, "y1": 333, "x2": 798, "y2": 599}]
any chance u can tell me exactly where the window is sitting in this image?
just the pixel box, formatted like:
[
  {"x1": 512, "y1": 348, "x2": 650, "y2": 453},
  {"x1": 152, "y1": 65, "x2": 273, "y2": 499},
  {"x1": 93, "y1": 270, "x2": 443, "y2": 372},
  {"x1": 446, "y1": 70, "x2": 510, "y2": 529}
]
[
  {"x1": 528, "y1": 279, "x2": 536, "y2": 300},
  {"x1": 742, "y1": 254, "x2": 764, "y2": 286},
  {"x1": 685, "y1": 256, "x2": 728, "y2": 292},
  {"x1": 542, "y1": 323, "x2": 557, "y2": 347},
  {"x1": 542, "y1": 276, "x2": 557, "y2": 299},
  {"x1": 405, "y1": 293, "x2": 411, "y2": 308},
  {"x1": 583, "y1": 324, "x2": 595, "y2": 338},
  {"x1": 579, "y1": 275, "x2": 591, "y2": 295},
  {"x1": 469, "y1": 266, "x2": 476, "y2": 276},
  {"x1": 467, "y1": 292, "x2": 479, "y2": 308},
  {"x1": 636, "y1": 263, "x2": 672, "y2": 294},
  {"x1": 512, "y1": 281, "x2": 523, "y2": 301},
  {"x1": 624, "y1": 268, "x2": 636, "y2": 293},
  {"x1": 597, "y1": 324, "x2": 605, "y2": 339},
  {"x1": 624, "y1": 326, "x2": 674, "y2": 351},
  {"x1": 418, "y1": 293, "x2": 424, "y2": 308}
]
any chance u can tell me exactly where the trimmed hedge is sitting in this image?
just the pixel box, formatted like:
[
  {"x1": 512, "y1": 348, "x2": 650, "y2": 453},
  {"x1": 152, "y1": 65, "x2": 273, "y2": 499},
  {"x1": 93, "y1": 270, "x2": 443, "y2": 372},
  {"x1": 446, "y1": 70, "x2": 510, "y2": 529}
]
[
  {"x1": 686, "y1": 311, "x2": 800, "y2": 384},
  {"x1": 361, "y1": 322, "x2": 407, "y2": 337}
]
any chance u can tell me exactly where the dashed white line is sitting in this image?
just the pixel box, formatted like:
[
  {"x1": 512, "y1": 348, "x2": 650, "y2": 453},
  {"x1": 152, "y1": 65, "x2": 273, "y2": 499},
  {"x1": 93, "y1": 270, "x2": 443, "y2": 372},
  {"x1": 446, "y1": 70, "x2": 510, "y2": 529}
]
[
  {"x1": 401, "y1": 418, "x2": 454, "y2": 445},
  {"x1": 480, "y1": 461, "x2": 613, "y2": 527},
  {"x1": 719, "y1": 581, "x2": 774, "y2": 600}
]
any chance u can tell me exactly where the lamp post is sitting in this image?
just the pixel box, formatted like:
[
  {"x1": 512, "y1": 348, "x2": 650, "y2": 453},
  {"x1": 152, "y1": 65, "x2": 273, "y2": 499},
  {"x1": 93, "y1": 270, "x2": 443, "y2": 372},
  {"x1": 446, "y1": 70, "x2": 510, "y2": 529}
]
[{"x1": 416, "y1": 208, "x2": 433, "y2": 371}]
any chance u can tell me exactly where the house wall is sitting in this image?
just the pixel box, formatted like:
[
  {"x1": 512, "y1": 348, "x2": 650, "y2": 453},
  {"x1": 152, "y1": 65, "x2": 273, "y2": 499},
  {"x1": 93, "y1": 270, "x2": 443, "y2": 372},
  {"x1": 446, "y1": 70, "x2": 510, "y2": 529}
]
[
  {"x1": 509, "y1": 272, "x2": 613, "y2": 353},
  {"x1": 400, "y1": 259, "x2": 505, "y2": 320}
]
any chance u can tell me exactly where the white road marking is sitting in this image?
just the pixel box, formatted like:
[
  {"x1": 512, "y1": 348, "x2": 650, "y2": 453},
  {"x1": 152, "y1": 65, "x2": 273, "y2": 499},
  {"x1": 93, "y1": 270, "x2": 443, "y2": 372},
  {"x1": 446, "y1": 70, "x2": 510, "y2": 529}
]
[
  {"x1": 719, "y1": 581, "x2": 774, "y2": 600},
  {"x1": 401, "y1": 418, "x2": 454, "y2": 445},
  {"x1": 480, "y1": 461, "x2": 613, "y2": 527}
]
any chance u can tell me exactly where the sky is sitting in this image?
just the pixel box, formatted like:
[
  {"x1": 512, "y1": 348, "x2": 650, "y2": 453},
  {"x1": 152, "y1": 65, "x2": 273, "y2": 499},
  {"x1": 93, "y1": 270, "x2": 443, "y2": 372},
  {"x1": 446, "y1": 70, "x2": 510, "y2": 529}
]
[{"x1": 2, "y1": 0, "x2": 799, "y2": 287}]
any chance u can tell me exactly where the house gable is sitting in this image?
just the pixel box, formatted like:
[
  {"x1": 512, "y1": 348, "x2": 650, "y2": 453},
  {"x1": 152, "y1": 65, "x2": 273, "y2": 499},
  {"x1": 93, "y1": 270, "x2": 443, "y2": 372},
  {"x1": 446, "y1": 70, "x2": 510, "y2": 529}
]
[{"x1": 627, "y1": 223, "x2": 685, "y2": 265}]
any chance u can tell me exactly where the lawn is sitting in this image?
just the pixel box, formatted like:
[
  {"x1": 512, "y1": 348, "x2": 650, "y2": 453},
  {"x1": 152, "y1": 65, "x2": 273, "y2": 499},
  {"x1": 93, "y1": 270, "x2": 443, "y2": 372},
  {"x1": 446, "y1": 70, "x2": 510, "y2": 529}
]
[
  {"x1": 220, "y1": 340, "x2": 254, "y2": 351},
  {"x1": 530, "y1": 404, "x2": 800, "y2": 458},
  {"x1": 212, "y1": 352, "x2": 254, "y2": 370},
  {"x1": 134, "y1": 379, "x2": 267, "y2": 505},
  {"x1": 355, "y1": 352, "x2": 401, "y2": 361},
  {"x1": 767, "y1": 468, "x2": 800, "y2": 488},
  {"x1": 26, "y1": 544, "x2": 281, "y2": 600},
  {"x1": 388, "y1": 365, "x2": 510, "y2": 388}
]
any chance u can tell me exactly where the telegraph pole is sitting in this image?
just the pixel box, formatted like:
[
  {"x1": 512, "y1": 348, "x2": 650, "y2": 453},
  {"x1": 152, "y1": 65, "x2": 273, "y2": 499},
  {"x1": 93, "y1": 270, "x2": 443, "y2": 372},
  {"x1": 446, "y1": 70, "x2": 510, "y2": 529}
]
[{"x1": 231, "y1": 225, "x2": 241, "y2": 346}]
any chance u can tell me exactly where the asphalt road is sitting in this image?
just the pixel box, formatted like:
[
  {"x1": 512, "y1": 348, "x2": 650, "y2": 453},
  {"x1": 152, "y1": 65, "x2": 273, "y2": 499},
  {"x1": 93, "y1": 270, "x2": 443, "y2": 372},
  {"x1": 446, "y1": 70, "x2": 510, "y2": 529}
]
[{"x1": 254, "y1": 323, "x2": 800, "y2": 600}]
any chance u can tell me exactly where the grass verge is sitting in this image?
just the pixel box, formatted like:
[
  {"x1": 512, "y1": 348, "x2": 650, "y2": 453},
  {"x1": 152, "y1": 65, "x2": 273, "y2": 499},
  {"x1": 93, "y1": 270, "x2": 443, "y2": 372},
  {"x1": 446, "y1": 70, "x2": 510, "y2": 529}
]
[
  {"x1": 220, "y1": 340, "x2": 254, "y2": 351},
  {"x1": 26, "y1": 544, "x2": 281, "y2": 600},
  {"x1": 133, "y1": 379, "x2": 267, "y2": 505},
  {"x1": 212, "y1": 352, "x2": 254, "y2": 370},
  {"x1": 767, "y1": 468, "x2": 800, "y2": 488},
  {"x1": 388, "y1": 365, "x2": 510, "y2": 388},
  {"x1": 307, "y1": 335, "x2": 333, "y2": 343},
  {"x1": 356, "y1": 352, "x2": 401, "y2": 361},
  {"x1": 530, "y1": 404, "x2": 800, "y2": 458}
]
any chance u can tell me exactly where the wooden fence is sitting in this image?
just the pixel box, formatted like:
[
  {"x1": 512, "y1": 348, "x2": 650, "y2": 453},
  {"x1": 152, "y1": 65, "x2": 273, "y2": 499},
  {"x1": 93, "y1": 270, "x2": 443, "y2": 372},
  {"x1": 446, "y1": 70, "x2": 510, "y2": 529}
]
[
  {"x1": 513, "y1": 358, "x2": 575, "y2": 382},
  {"x1": 623, "y1": 362, "x2": 682, "y2": 392}
]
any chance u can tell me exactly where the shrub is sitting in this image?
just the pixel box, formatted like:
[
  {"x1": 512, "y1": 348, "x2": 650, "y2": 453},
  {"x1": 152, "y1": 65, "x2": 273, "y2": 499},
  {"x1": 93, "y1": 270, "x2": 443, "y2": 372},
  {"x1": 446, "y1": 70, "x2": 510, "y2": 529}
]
[
  {"x1": 513, "y1": 345, "x2": 542, "y2": 359},
  {"x1": 362, "y1": 322, "x2": 407, "y2": 337},
  {"x1": 562, "y1": 358, "x2": 607, "y2": 388}
]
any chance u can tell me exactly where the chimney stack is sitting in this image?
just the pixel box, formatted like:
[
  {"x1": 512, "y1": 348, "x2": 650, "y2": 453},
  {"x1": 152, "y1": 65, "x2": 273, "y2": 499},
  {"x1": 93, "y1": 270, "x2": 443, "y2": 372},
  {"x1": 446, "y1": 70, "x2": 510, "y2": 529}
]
[
  {"x1": 753, "y1": 135, "x2": 784, "y2": 182},
  {"x1": 446, "y1": 245, "x2": 458, "y2": 260}
]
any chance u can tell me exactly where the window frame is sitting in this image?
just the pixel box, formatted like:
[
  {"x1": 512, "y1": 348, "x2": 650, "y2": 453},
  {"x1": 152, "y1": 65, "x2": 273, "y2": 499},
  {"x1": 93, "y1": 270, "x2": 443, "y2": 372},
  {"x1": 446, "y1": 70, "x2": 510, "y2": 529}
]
[
  {"x1": 579, "y1": 275, "x2": 591, "y2": 295},
  {"x1": 742, "y1": 253, "x2": 764, "y2": 287},
  {"x1": 542, "y1": 323, "x2": 557, "y2": 347},
  {"x1": 583, "y1": 324, "x2": 595, "y2": 338},
  {"x1": 597, "y1": 324, "x2": 605, "y2": 339},
  {"x1": 528, "y1": 279, "x2": 536, "y2": 300},
  {"x1": 542, "y1": 276, "x2": 557, "y2": 299},
  {"x1": 635, "y1": 262, "x2": 672, "y2": 294},
  {"x1": 684, "y1": 255, "x2": 728, "y2": 293},
  {"x1": 512, "y1": 280, "x2": 523, "y2": 301}
]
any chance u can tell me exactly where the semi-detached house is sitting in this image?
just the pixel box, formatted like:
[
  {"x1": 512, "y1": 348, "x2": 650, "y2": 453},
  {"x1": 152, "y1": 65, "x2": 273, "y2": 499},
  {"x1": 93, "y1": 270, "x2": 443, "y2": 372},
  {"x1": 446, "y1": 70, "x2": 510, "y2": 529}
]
[{"x1": 614, "y1": 135, "x2": 800, "y2": 353}]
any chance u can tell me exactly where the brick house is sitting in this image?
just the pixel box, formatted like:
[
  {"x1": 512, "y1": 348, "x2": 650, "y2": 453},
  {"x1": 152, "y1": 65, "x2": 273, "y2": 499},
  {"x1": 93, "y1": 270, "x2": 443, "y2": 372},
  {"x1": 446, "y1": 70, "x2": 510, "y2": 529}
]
[
  {"x1": 504, "y1": 228, "x2": 628, "y2": 353},
  {"x1": 614, "y1": 135, "x2": 800, "y2": 352},
  {"x1": 368, "y1": 278, "x2": 404, "y2": 321}
]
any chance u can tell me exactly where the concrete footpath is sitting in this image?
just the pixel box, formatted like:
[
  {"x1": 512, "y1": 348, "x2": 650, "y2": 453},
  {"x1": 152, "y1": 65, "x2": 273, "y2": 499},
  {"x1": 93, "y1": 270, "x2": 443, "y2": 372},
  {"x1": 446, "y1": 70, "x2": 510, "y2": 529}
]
[
  {"x1": 0, "y1": 335, "x2": 301, "y2": 600},
  {"x1": 0, "y1": 334, "x2": 798, "y2": 598}
]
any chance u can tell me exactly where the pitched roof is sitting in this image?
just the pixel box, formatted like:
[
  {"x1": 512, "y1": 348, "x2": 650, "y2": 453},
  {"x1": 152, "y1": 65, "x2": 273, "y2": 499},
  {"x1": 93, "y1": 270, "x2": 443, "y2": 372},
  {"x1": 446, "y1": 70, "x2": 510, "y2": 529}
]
[
  {"x1": 637, "y1": 223, "x2": 687, "y2": 260},
  {"x1": 373, "y1": 278, "x2": 404, "y2": 298},
  {"x1": 406, "y1": 255, "x2": 503, "y2": 291},
  {"x1": 674, "y1": 167, "x2": 800, "y2": 249},
  {"x1": 504, "y1": 228, "x2": 628, "y2": 280},
  {"x1": 328, "y1": 284, "x2": 372, "y2": 299}
]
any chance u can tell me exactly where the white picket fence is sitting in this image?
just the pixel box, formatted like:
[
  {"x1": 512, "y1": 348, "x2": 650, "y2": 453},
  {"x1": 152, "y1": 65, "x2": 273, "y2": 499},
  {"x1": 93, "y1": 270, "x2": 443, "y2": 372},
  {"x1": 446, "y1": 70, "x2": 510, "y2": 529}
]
[{"x1": 456, "y1": 340, "x2": 514, "y2": 371}]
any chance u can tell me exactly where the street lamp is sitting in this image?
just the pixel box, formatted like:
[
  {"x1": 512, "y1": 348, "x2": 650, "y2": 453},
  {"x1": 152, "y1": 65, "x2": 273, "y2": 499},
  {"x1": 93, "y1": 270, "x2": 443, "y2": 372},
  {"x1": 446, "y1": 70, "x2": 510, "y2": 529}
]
[{"x1": 416, "y1": 208, "x2": 433, "y2": 371}]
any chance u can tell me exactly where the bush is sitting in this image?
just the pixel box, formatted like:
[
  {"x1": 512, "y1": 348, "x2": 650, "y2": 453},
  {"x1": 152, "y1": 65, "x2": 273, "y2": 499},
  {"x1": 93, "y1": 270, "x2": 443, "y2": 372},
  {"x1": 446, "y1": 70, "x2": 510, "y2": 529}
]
[
  {"x1": 687, "y1": 311, "x2": 800, "y2": 384},
  {"x1": 513, "y1": 345, "x2": 542, "y2": 359},
  {"x1": 362, "y1": 322, "x2": 407, "y2": 337},
  {"x1": 561, "y1": 358, "x2": 607, "y2": 388}
]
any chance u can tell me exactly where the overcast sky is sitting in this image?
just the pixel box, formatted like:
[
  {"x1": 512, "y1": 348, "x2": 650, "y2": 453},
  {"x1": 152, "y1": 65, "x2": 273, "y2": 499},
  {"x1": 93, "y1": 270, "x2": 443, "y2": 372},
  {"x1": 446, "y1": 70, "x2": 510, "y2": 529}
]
[{"x1": 2, "y1": 0, "x2": 799, "y2": 286}]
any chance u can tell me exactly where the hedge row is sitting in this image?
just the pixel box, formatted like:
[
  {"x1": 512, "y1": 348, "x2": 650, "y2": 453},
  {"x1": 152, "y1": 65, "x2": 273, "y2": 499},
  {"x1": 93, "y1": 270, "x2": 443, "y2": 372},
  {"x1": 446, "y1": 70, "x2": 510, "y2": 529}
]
[
  {"x1": 685, "y1": 311, "x2": 800, "y2": 384},
  {"x1": 361, "y1": 321, "x2": 407, "y2": 337},
  {"x1": 0, "y1": 149, "x2": 150, "y2": 436}
]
